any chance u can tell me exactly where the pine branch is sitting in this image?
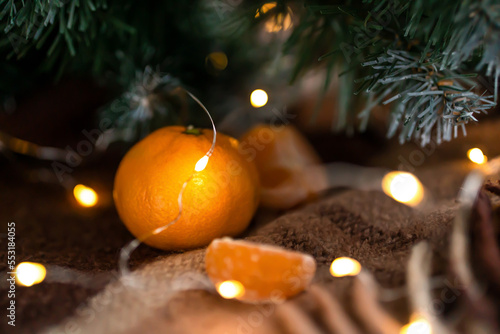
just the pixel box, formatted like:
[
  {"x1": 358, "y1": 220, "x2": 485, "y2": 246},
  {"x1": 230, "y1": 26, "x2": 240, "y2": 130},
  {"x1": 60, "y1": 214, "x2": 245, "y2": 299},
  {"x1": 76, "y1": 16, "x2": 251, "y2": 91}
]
[
  {"x1": 405, "y1": 0, "x2": 500, "y2": 75},
  {"x1": 1, "y1": 0, "x2": 498, "y2": 147},
  {"x1": 0, "y1": 1, "x2": 223, "y2": 93},
  {"x1": 1, "y1": 0, "x2": 112, "y2": 61},
  {"x1": 360, "y1": 50, "x2": 496, "y2": 145},
  {"x1": 99, "y1": 67, "x2": 183, "y2": 142},
  {"x1": 267, "y1": 0, "x2": 499, "y2": 144}
]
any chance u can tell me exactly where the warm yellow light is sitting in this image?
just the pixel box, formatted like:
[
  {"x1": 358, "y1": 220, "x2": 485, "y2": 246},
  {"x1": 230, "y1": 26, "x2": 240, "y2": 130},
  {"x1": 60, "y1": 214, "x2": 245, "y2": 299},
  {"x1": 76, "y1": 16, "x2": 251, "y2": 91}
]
[
  {"x1": 255, "y1": 2, "x2": 276, "y2": 18},
  {"x1": 16, "y1": 262, "x2": 46, "y2": 287},
  {"x1": 467, "y1": 148, "x2": 487, "y2": 165},
  {"x1": 255, "y1": 2, "x2": 293, "y2": 32},
  {"x1": 205, "y1": 52, "x2": 228, "y2": 71},
  {"x1": 195, "y1": 155, "x2": 209, "y2": 172},
  {"x1": 229, "y1": 137, "x2": 240, "y2": 149},
  {"x1": 330, "y1": 257, "x2": 362, "y2": 277},
  {"x1": 265, "y1": 12, "x2": 292, "y2": 32},
  {"x1": 400, "y1": 318, "x2": 432, "y2": 334},
  {"x1": 216, "y1": 280, "x2": 245, "y2": 299},
  {"x1": 73, "y1": 184, "x2": 98, "y2": 207},
  {"x1": 250, "y1": 89, "x2": 268, "y2": 108},
  {"x1": 382, "y1": 172, "x2": 424, "y2": 207}
]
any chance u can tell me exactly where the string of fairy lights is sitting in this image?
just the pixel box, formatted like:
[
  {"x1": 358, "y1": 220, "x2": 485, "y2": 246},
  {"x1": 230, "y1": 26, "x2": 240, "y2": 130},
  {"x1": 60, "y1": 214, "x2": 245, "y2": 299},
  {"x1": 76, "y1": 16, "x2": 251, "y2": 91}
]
[
  {"x1": 4, "y1": 78, "x2": 494, "y2": 333},
  {"x1": 8, "y1": 119, "x2": 495, "y2": 334},
  {"x1": 118, "y1": 90, "x2": 218, "y2": 282},
  {"x1": 2, "y1": 3, "x2": 497, "y2": 330}
]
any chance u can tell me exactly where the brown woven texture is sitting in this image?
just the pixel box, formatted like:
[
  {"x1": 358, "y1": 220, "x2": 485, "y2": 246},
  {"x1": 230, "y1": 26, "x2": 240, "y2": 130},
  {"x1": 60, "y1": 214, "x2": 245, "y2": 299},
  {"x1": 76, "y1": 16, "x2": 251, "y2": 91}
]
[
  {"x1": 39, "y1": 160, "x2": 499, "y2": 334},
  {"x1": 0, "y1": 108, "x2": 499, "y2": 333}
]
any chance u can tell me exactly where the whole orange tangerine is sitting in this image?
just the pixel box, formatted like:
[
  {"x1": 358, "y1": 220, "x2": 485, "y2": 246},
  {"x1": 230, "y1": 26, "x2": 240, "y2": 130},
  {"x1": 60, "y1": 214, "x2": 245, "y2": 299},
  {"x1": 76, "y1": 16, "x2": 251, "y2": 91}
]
[
  {"x1": 205, "y1": 237, "x2": 316, "y2": 302},
  {"x1": 113, "y1": 126, "x2": 260, "y2": 250}
]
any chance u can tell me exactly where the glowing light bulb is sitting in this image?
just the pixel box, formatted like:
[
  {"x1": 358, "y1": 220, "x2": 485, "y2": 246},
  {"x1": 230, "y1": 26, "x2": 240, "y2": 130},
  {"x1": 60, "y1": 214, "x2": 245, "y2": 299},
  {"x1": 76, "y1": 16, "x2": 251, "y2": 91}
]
[
  {"x1": 382, "y1": 172, "x2": 424, "y2": 207},
  {"x1": 16, "y1": 262, "x2": 46, "y2": 287},
  {"x1": 195, "y1": 156, "x2": 209, "y2": 172},
  {"x1": 265, "y1": 12, "x2": 292, "y2": 32},
  {"x1": 330, "y1": 257, "x2": 362, "y2": 277},
  {"x1": 255, "y1": 2, "x2": 293, "y2": 32},
  {"x1": 400, "y1": 317, "x2": 432, "y2": 334},
  {"x1": 216, "y1": 280, "x2": 245, "y2": 299},
  {"x1": 250, "y1": 89, "x2": 268, "y2": 108},
  {"x1": 467, "y1": 148, "x2": 487, "y2": 165},
  {"x1": 205, "y1": 52, "x2": 228, "y2": 71},
  {"x1": 255, "y1": 2, "x2": 277, "y2": 18},
  {"x1": 73, "y1": 184, "x2": 98, "y2": 207}
]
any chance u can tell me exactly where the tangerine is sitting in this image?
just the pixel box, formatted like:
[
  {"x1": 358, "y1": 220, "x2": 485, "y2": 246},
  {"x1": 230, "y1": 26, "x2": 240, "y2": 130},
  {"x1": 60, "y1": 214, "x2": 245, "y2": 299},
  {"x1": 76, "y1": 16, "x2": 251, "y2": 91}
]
[{"x1": 113, "y1": 126, "x2": 260, "y2": 250}]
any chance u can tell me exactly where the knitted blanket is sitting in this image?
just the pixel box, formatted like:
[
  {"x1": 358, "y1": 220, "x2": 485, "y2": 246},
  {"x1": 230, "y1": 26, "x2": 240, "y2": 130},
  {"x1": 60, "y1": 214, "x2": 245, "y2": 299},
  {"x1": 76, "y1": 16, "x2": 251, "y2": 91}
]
[{"x1": 41, "y1": 161, "x2": 499, "y2": 334}]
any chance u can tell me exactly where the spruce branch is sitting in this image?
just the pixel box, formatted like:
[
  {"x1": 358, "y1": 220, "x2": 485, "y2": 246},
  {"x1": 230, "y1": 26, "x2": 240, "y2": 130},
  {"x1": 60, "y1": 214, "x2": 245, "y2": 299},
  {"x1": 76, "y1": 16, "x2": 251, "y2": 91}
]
[
  {"x1": 0, "y1": 1, "x2": 221, "y2": 93},
  {"x1": 403, "y1": 0, "x2": 500, "y2": 79},
  {"x1": 260, "y1": 0, "x2": 499, "y2": 144},
  {"x1": 2, "y1": 0, "x2": 499, "y2": 147},
  {"x1": 360, "y1": 50, "x2": 496, "y2": 145},
  {"x1": 99, "y1": 66, "x2": 183, "y2": 142},
  {"x1": 1, "y1": 0, "x2": 112, "y2": 60}
]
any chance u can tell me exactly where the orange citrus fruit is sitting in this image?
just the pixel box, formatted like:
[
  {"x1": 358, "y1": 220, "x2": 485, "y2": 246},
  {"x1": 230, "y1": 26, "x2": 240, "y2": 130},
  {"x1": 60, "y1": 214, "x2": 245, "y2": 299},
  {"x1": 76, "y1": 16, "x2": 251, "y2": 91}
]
[
  {"x1": 239, "y1": 124, "x2": 327, "y2": 209},
  {"x1": 205, "y1": 237, "x2": 316, "y2": 302},
  {"x1": 113, "y1": 126, "x2": 260, "y2": 251}
]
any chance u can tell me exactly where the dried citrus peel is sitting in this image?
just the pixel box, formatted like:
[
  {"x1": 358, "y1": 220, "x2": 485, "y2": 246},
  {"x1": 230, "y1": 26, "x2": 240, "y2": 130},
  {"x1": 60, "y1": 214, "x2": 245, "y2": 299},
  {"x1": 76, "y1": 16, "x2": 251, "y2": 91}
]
[{"x1": 239, "y1": 124, "x2": 328, "y2": 210}]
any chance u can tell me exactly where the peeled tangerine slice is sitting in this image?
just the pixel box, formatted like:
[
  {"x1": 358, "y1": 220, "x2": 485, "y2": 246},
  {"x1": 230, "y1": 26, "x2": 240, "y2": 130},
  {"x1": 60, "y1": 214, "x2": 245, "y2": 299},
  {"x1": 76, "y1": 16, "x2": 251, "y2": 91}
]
[{"x1": 205, "y1": 237, "x2": 316, "y2": 303}]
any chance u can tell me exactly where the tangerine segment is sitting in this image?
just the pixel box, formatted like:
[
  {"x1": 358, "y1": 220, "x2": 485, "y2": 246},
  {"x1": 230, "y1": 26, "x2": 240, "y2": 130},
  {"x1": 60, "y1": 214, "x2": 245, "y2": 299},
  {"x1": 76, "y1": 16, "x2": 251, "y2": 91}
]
[{"x1": 205, "y1": 238, "x2": 316, "y2": 302}]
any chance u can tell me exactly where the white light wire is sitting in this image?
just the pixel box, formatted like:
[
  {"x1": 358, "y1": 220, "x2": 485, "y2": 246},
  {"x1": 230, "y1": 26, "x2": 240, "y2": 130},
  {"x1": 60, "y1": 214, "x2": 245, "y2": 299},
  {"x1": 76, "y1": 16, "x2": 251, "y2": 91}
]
[{"x1": 119, "y1": 89, "x2": 217, "y2": 282}]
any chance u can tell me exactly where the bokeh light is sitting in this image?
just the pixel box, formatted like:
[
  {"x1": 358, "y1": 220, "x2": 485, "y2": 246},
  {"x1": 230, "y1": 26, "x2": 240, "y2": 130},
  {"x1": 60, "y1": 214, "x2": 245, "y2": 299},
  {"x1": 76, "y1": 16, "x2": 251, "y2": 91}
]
[
  {"x1": 216, "y1": 280, "x2": 245, "y2": 299},
  {"x1": 205, "y1": 52, "x2": 228, "y2": 71},
  {"x1": 250, "y1": 89, "x2": 268, "y2": 108},
  {"x1": 382, "y1": 172, "x2": 424, "y2": 207},
  {"x1": 400, "y1": 317, "x2": 432, "y2": 334},
  {"x1": 195, "y1": 156, "x2": 209, "y2": 172},
  {"x1": 255, "y1": 2, "x2": 293, "y2": 32},
  {"x1": 467, "y1": 148, "x2": 487, "y2": 165},
  {"x1": 255, "y1": 2, "x2": 277, "y2": 17},
  {"x1": 265, "y1": 12, "x2": 292, "y2": 32},
  {"x1": 16, "y1": 262, "x2": 46, "y2": 287},
  {"x1": 330, "y1": 257, "x2": 362, "y2": 277},
  {"x1": 73, "y1": 184, "x2": 98, "y2": 207}
]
